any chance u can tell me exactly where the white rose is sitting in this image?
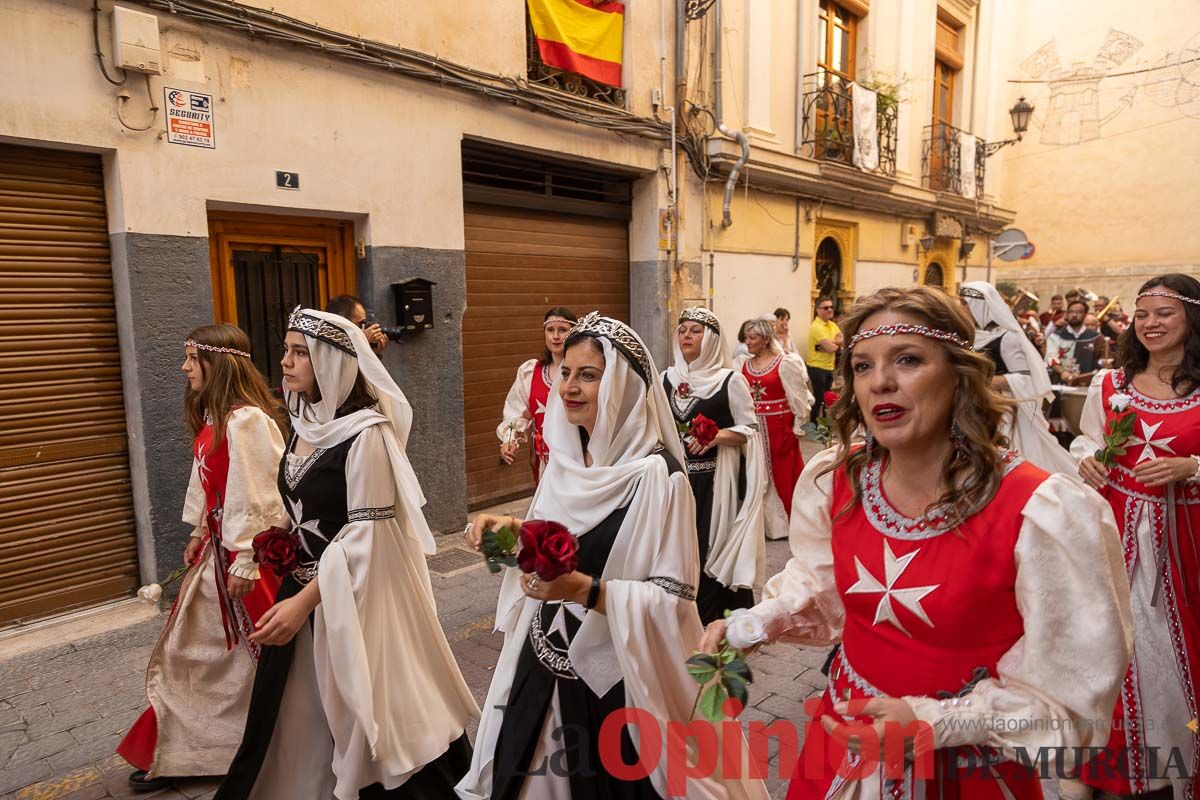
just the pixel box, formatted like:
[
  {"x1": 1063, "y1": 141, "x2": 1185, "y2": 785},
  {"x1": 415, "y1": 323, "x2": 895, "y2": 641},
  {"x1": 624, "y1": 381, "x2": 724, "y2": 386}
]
[
  {"x1": 137, "y1": 583, "x2": 163, "y2": 603},
  {"x1": 724, "y1": 608, "x2": 766, "y2": 650},
  {"x1": 1109, "y1": 393, "x2": 1133, "y2": 413}
]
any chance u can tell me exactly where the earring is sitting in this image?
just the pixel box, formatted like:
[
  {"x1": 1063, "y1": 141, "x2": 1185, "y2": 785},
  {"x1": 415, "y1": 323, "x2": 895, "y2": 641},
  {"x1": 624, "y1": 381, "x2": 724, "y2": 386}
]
[
  {"x1": 864, "y1": 430, "x2": 876, "y2": 460},
  {"x1": 951, "y1": 423, "x2": 966, "y2": 457}
]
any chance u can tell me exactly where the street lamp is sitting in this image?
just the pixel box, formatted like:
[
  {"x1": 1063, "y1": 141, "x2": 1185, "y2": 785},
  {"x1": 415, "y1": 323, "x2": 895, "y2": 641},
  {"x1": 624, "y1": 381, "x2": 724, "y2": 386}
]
[{"x1": 981, "y1": 97, "x2": 1035, "y2": 158}]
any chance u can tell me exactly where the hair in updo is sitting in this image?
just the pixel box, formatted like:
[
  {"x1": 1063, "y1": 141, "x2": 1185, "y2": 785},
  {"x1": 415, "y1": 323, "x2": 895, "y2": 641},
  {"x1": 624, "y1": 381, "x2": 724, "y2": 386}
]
[{"x1": 826, "y1": 286, "x2": 1014, "y2": 527}]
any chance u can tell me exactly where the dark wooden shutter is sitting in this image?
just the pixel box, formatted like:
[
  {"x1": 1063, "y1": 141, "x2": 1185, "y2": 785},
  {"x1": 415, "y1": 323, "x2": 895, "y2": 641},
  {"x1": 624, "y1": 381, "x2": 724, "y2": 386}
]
[
  {"x1": 0, "y1": 144, "x2": 139, "y2": 625},
  {"x1": 462, "y1": 205, "x2": 630, "y2": 508}
]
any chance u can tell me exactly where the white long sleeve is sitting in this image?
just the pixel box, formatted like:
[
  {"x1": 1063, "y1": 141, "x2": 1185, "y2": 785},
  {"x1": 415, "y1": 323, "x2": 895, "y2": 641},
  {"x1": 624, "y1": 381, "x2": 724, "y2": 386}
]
[
  {"x1": 181, "y1": 456, "x2": 206, "y2": 537},
  {"x1": 496, "y1": 359, "x2": 537, "y2": 442},
  {"x1": 904, "y1": 474, "x2": 1132, "y2": 766},
  {"x1": 221, "y1": 407, "x2": 287, "y2": 579},
  {"x1": 745, "y1": 446, "x2": 844, "y2": 645},
  {"x1": 1069, "y1": 370, "x2": 1111, "y2": 463},
  {"x1": 780, "y1": 353, "x2": 814, "y2": 436}
]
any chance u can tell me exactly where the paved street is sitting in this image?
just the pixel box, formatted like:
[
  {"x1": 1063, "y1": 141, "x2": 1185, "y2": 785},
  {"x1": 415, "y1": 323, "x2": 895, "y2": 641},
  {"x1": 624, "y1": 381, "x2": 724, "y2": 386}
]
[{"x1": 0, "y1": 512, "x2": 827, "y2": 800}]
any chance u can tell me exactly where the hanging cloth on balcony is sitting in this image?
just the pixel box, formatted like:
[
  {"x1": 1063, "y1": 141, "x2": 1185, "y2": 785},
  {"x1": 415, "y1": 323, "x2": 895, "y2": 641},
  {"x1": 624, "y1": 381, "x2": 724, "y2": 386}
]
[
  {"x1": 527, "y1": 0, "x2": 625, "y2": 88},
  {"x1": 960, "y1": 132, "x2": 978, "y2": 198},
  {"x1": 850, "y1": 84, "x2": 879, "y2": 171}
]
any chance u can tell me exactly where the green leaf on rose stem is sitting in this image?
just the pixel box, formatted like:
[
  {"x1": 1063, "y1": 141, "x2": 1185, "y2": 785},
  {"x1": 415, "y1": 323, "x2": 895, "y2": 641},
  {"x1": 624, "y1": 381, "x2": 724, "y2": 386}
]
[
  {"x1": 724, "y1": 657, "x2": 753, "y2": 683},
  {"x1": 485, "y1": 560, "x2": 502, "y2": 574},
  {"x1": 493, "y1": 525, "x2": 518, "y2": 553},
  {"x1": 1094, "y1": 448, "x2": 1105, "y2": 461},
  {"x1": 698, "y1": 682, "x2": 728, "y2": 723},
  {"x1": 722, "y1": 673, "x2": 750, "y2": 706},
  {"x1": 719, "y1": 647, "x2": 736, "y2": 665},
  {"x1": 1111, "y1": 446, "x2": 1127, "y2": 456},
  {"x1": 686, "y1": 653, "x2": 719, "y2": 685}
]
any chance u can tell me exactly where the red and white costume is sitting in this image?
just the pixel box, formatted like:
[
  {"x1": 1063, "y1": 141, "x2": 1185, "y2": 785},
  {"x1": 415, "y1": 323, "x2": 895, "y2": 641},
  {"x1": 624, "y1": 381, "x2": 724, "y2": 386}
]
[
  {"x1": 497, "y1": 358, "x2": 555, "y2": 484},
  {"x1": 118, "y1": 407, "x2": 285, "y2": 778},
  {"x1": 741, "y1": 447, "x2": 1131, "y2": 799},
  {"x1": 1071, "y1": 369, "x2": 1200, "y2": 798},
  {"x1": 736, "y1": 351, "x2": 812, "y2": 539}
]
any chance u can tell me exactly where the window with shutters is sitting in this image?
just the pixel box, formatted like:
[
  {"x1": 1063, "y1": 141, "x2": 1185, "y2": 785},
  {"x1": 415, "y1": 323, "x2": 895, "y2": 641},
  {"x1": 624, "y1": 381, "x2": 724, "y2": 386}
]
[{"x1": 927, "y1": 13, "x2": 964, "y2": 192}]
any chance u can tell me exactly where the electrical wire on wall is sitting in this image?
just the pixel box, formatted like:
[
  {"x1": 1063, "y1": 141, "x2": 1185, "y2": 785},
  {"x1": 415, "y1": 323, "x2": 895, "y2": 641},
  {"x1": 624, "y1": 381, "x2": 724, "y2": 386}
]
[
  {"x1": 116, "y1": 74, "x2": 161, "y2": 132},
  {"x1": 93, "y1": 0, "x2": 127, "y2": 85}
]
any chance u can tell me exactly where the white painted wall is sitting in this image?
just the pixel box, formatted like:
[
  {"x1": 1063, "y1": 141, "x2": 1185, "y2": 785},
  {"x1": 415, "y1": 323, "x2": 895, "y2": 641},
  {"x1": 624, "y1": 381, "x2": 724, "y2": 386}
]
[{"x1": 711, "y1": 251, "x2": 812, "y2": 336}]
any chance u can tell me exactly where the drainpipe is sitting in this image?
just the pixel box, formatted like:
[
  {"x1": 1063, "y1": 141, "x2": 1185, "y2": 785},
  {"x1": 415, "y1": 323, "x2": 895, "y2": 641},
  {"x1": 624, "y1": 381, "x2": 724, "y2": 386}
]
[{"x1": 714, "y1": 0, "x2": 749, "y2": 229}]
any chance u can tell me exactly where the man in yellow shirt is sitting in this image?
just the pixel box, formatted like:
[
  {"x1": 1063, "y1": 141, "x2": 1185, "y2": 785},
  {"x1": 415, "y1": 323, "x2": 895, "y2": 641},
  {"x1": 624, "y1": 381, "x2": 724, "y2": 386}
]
[{"x1": 806, "y1": 296, "x2": 842, "y2": 422}]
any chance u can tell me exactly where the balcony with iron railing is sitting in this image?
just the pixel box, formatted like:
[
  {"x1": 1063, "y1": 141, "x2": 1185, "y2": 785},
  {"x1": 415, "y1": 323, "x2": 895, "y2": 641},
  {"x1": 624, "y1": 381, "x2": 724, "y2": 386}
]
[
  {"x1": 922, "y1": 122, "x2": 986, "y2": 198},
  {"x1": 800, "y1": 74, "x2": 898, "y2": 177}
]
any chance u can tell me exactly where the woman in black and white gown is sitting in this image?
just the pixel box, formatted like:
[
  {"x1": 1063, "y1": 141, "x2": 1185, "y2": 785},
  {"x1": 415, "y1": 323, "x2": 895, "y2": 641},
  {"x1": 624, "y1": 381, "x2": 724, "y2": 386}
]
[
  {"x1": 458, "y1": 312, "x2": 767, "y2": 800},
  {"x1": 662, "y1": 307, "x2": 765, "y2": 625},
  {"x1": 216, "y1": 308, "x2": 478, "y2": 800}
]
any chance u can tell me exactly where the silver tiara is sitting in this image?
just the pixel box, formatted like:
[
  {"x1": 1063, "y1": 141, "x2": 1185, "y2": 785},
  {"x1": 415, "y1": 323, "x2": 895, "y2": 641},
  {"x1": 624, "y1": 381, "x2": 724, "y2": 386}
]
[
  {"x1": 184, "y1": 339, "x2": 251, "y2": 359},
  {"x1": 567, "y1": 311, "x2": 652, "y2": 384},
  {"x1": 957, "y1": 287, "x2": 986, "y2": 300},
  {"x1": 679, "y1": 307, "x2": 721, "y2": 335},
  {"x1": 1137, "y1": 289, "x2": 1200, "y2": 307},
  {"x1": 287, "y1": 307, "x2": 355, "y2": 355},
  {"x1": 849, "y1": 323, "x2": 973, "y2": 350}
]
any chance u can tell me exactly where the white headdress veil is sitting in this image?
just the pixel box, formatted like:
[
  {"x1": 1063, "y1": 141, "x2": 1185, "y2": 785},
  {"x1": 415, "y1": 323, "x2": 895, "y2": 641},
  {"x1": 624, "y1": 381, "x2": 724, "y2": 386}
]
[
  {"x1": 285, "y1": 308, "x2": 435, "y2": 553},
  {"x1": 961, "y1": 282, "x2": 1052, "y2": 400},
  {"x1": 666, "y1": 309, "x2": 732, "y2": 399}
]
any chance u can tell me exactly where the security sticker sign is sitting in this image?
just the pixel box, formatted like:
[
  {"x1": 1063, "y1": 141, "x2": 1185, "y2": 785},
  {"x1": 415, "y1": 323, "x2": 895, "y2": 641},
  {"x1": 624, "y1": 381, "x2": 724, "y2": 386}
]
[{"x1": 164, "y1": 88, "x2": 215, "y2": 148}]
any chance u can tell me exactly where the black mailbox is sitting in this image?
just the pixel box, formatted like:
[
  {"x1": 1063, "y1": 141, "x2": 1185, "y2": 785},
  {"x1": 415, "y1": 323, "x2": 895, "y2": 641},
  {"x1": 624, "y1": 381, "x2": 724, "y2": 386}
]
[{"x1": 390, "y1": 278, "x2": 436, "y2": 332}]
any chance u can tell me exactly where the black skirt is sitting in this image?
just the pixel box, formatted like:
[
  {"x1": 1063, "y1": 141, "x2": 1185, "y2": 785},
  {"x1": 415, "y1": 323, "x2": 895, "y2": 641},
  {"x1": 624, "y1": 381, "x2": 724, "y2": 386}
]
[{"x1": 691, "y1": 467, "x2": 754, "y2": 626}]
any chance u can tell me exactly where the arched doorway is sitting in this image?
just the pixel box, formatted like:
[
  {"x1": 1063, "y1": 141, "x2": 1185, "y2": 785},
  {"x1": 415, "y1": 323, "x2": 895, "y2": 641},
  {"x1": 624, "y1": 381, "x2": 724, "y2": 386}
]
[
  {"x1": 815, "y1": 237, "x2": 843, "y2": 314},
  {"x1": 923, "y1": 261, "x2": 945, "y2": 288}
]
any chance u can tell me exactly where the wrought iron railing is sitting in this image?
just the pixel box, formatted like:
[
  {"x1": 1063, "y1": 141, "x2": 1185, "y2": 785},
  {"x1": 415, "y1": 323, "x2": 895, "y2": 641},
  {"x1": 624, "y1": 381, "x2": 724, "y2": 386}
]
[
  {"x1": 800, "y1": 74, "x2": 898, "y2": 177},
  {"x1": 525, "y1": 13, "x2": 626, "y2": 106},
  {"x1": 922, "y1": 122, "x2": 986, "y2": 197}
]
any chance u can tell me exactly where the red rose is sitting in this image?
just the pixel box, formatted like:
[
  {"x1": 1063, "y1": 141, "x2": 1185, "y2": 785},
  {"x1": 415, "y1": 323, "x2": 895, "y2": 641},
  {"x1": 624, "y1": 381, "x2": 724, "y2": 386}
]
[
  {"x1": 823, "y1": 391, "x2": 840, "y2": 409},
  {"x1": 517, "y1": 519, "x2": 579, "y2": 582},
  {"x1": 688, "y1": 414, "x2": 720, "y2": 448},
  {"x1": 675, "y1": 382, "x2": 691, "y2": 399},
  {"x1": 252, "y1": 526, "x2": 300, "y2": 576}
]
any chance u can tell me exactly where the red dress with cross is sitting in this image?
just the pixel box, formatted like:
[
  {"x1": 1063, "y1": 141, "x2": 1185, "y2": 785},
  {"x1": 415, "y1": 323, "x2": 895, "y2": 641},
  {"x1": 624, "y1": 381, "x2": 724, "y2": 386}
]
[
  {"x1": 742, "y1": 354, "x2": 805, "y2": 519},
  {"x1": 527, "y1": 361, "x2": 553, "y2": 484},
  {"x1": 116, "y1": 417, "x2": 280, "y2": 771},
  {"x1": 1079, "y1": 370, "x2": 1200, "y2": 798},
  {"x1": 787, "y1": 455, "x2": 1049, "y2": 800}
]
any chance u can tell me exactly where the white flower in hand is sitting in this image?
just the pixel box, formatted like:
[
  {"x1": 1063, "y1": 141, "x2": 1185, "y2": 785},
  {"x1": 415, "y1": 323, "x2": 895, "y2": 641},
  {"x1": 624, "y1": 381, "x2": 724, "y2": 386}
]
[
  {"x1": 1109, "y1": 393, "x2": 1133, "y2": 413},
  {"x1": 137, "y1": 583, "x2": 163, "y2": 603},
  {"x1": 725, "y1": 608, "x2": 766, "y2": 650}
]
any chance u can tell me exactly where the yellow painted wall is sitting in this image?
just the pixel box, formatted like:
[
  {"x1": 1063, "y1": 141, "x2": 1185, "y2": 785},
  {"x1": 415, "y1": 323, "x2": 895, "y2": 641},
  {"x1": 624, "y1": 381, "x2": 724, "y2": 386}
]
[{"x1": 988, "y1": 0, "x2": 1200, "y2": 274}]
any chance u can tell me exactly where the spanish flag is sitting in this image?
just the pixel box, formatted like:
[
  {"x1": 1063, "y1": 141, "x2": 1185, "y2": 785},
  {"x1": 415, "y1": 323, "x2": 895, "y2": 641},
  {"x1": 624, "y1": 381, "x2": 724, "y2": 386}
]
[{"x1": 528, "y1": 0, "x2": 625, "y2": 88}]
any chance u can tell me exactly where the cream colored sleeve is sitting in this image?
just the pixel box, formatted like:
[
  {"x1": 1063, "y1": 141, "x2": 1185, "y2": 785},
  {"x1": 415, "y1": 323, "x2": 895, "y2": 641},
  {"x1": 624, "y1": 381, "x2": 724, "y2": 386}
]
[
  {"x1": 496, "y1": 359, "x2": 537, "y2": 442},
  {"x1": 745, "y1": 446, "x2": 844, "y2": 646},
  {"x1": 904, "y1": 474, "x2": 1132, "y2": 768},
  {"x1": 222, "y1": 407, "x2": 287, "y2": 580},
  {"x1": 780, "y1": 353, "x2": 814, "y2": 436},
  {"x1": 182, "y1": 456, "x2": 206, "y2": 537},
  {"x1": 1069, "y1": 370, "x2": 1110, "y2": 463}
]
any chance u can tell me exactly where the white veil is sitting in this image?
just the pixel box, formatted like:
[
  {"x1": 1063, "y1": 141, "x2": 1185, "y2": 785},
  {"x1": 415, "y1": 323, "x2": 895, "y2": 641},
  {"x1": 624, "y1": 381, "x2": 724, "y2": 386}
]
[
  {"x1": 962, "y1": 282, "x2": 1053, "y2": 401},
  {"x1": 285, "y1": 308, "x2": 435, "y2": 554},
  {"x1": 666, "y1": 319, "x2": 731, "y2": 399}
]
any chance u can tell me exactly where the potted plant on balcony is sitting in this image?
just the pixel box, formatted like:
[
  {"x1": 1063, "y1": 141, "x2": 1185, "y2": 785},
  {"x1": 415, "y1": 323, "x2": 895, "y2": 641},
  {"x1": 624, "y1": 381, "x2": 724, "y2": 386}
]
[{"x1": 819, "y1": 127, "x2": 849, "y2": 160}]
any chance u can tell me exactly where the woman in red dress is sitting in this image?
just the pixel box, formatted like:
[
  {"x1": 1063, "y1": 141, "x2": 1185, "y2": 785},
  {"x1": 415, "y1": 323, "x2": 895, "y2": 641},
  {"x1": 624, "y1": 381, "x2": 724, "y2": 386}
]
[
  {"x1": 498, "y1": 307, "x2": 577, "y2": 484},
  {"x1": 703, "y1": 286, "x2": 1132, "y2": 800},
  {"x1": 117, "y1": 324, "x2": 287, "y2": 790},
  {"x1": 735, "y1": 317, "x2": 812, "y2": 540},
  {"x1": 1071, "y1": 273, "x2": 1200, "y2": 800}
]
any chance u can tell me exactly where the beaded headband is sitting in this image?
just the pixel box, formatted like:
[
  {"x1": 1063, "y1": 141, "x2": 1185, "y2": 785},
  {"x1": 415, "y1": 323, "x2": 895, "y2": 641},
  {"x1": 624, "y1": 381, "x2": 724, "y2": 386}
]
[
  {"x1": 565, "y1": 311, "x2": 653, "y2": 384},
  {"x1": 185, "y1": 339, "x2": 251, "y2": 359},
  {"x1": 957, "y1": 287, "x2": 986, "y2": 300},
  {"x1": 287, "y1": 307, "x2": 356, "y2": 355},
  {"x1": 544, "y1": 316, "x2": 574, "y2": 328},
  {"x1": 848, "y1": 323, "x2": 974, "y2": 351},
  {"x1": 678, "y1": 307, "x2": 721, "y2": 335},
  {"x1": 1136, "y1": 289, "x2": 1200, "y2": 307}
]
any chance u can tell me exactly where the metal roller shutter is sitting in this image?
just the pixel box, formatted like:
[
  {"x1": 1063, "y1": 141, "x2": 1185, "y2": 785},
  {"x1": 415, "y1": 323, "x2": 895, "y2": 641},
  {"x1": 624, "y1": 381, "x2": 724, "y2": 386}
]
[
  {"x1": 463, "y1": 204, "x2": 630, "y2": 508},
  {"x1": 0, "y1": 144, "x2": 139, "y2": 626}
]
